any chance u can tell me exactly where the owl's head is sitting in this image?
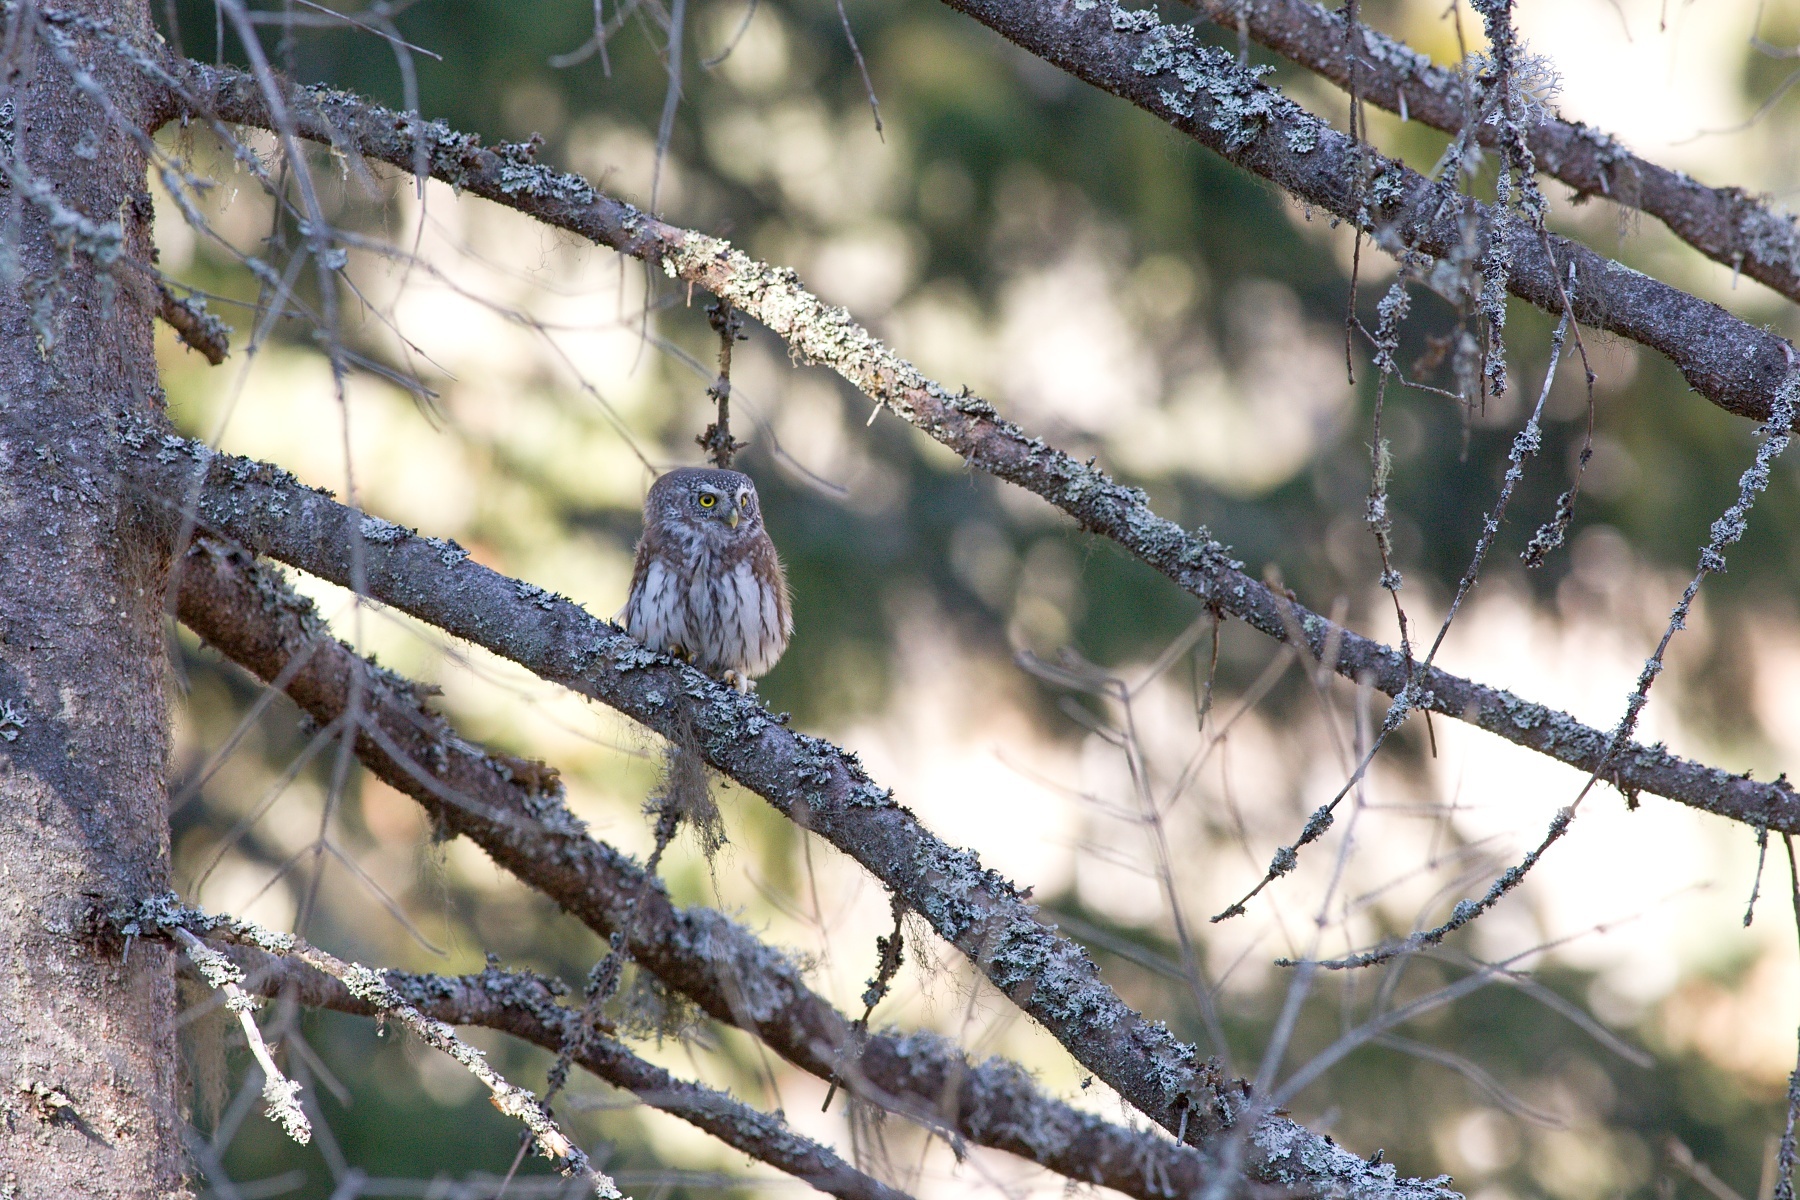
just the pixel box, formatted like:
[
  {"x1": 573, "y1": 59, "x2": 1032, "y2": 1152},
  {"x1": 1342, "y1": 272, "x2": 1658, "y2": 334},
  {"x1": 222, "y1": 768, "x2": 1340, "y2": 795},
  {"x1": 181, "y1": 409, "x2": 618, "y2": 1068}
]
[{"x1": 646, "y1": 467, "x2": 766, "y2": 541}]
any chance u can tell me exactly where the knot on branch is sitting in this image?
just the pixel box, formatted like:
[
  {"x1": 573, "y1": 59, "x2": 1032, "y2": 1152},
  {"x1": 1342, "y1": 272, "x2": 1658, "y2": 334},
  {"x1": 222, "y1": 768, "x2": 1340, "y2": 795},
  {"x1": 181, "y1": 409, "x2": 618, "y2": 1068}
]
[{"x1": 156, "y1": 283, "x2": 231, "y2": 365}]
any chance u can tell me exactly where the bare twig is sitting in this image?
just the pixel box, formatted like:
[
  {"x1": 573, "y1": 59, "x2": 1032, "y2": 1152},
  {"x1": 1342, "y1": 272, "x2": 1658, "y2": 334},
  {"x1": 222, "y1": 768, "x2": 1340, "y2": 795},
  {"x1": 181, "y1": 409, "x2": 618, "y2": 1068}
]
[
  {"x1": 823, "y1": 892, "x2": 907, "y2": 1113},
  {"x1": 650, "y1": 0, "x2": 685, "y2": 212},
  {"x1": 833, "y1": 0, "x2": 883, "y2": 138},
  {"x1": 1669, "y1": 1138, "x2": 1750, "y2": 1200},
  {"x1": 1777, "y1": 834, "x2": 1800, "y2": 1200},
  {"x1": 155, "y1": 280, "x2": 230, "y2": 363},
  {"x1": 697, "y1": 298, "x2": 745, "y2": 468},
  {"x1": 1744, "y1": 825, "x2": 1771, "y2": 927}
]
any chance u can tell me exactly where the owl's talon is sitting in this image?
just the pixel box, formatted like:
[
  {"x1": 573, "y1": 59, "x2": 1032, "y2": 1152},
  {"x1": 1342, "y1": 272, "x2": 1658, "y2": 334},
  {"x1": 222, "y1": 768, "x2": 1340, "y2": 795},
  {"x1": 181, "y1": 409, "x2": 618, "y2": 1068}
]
[
  {"x1": 721, "y1": 669, "x2": 755, "y2": 694},
  {"x1": 669, "y1": 644, "x2": 692, "y2": 664}
]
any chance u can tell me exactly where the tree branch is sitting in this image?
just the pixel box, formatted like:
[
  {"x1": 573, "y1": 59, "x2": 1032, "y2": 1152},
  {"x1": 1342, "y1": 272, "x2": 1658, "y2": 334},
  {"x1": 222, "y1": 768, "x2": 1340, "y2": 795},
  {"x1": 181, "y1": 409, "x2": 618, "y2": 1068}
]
[
  {"x1": 136, "y1": 438, "x2": 1456, "y2": 1200},
  {"x1": 928, "y1": 0, "x2": 1794, "y2": 424},
  {"x1": 148, "y1": 68, "x2": 1800, "y2": 835},
  {"x1": 169, "y1": 537, "x2": 1245, "y2": 1200},
  {"x1": 1188, "y1": 0, "x2": 1800, "y2": 308},
  {"x1": 131, "y1": 900, "x2": 619, "y2": 1197},
  {"x1": 174, "y1": 27, "x2": 1797, "y2": 429},
  {"x1": 155, "y1": 281, "x2": 230, "y2": 364},
  {"x1": 145, "y1": 915, "x2": 910, "y2": 1200}
]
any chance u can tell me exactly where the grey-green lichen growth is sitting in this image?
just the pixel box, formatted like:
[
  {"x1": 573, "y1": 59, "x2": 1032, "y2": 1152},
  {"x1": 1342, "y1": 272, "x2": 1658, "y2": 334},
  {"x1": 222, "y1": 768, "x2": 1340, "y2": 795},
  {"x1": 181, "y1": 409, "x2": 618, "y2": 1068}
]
[
  {"x1": 359, "y1": 513, "x2": 410, "y2": 544},
  {"x1": 121, "y1": 893, "x2": 299, "y2": 955},
  {"x1": 1114, "y1": 2, "x2": 1301, "y2": 152},
  {"x1": 0, "y1": 699, "x2": 25, "y2": 742},
  {"x1": 1254, "y1": 1116, "x2": 1460, "y2": 1200}
]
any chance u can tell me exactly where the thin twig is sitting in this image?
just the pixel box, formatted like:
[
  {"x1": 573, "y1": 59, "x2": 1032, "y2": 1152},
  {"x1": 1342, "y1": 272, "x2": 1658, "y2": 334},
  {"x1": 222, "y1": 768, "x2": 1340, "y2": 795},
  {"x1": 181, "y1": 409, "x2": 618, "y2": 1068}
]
[
  {"x1": 169, "y1": 925, "x2": 311, "y2": 1147},
  {"x1": 823, "y1": 892, "x2": 907, "y2": 1113},
  {"x1": 155, "y1": 279, "x2": 230, "y2": 363},
  {"x1": 833, "y1": 0, "x2": 883, "y2": 138},
  {"x1": 697, "y1": 298, "x2": 745, "y2": 468},
  {"x1": 1745, "y1": 826, "x2": 1772, "y2": 927},
  {"x1": 1776, "y1": 834, "x2": 1800, "y2": 1200},
  {"x1": 128, "y1": 899, "x2": 621, "y2": 1198}
]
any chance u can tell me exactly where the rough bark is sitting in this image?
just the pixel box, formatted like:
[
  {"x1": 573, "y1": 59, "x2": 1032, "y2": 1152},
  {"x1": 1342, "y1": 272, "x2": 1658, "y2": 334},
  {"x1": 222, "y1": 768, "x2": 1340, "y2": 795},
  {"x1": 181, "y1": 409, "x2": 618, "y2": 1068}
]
[
  {"x1": 177, "y1": 39, "x2": 1797, "y2": 429},
  {"x1": 929, "y1": 0, "x2": 1794, "y2": 424},
  {"x1": 0, "y1": 2, "x2": 185, "y2": 1196}
]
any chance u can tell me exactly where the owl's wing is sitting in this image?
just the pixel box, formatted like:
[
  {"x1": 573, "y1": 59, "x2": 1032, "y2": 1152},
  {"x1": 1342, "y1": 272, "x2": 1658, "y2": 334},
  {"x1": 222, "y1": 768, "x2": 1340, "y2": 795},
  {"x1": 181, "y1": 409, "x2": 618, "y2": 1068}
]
[
  {"x1": 751, "y1": 531, "x2": 793, "y2": 642},
  {"x1": 617, "y1": 525, "x2": 659, "y2": 626}
]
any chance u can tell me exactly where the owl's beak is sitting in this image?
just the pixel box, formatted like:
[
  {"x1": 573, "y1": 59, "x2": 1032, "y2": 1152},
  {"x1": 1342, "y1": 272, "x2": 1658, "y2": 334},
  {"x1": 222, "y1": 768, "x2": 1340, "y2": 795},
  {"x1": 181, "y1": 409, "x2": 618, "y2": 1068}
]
[{"x1": 725, "y1": 509, "x2": 740, "y2": 530}]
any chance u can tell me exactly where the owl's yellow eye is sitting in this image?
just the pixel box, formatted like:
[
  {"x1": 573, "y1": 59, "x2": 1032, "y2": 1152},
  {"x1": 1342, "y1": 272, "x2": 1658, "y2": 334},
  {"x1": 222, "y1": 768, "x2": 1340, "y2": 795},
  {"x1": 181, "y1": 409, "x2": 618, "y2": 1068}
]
[{"x1": 698, "y1": 493, "x2": 716, "y2": 508}]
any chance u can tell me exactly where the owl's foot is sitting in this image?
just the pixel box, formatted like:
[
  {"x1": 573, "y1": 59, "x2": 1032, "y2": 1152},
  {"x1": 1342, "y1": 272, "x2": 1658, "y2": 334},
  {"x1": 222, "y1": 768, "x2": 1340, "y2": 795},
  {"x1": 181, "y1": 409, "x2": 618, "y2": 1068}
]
[
  {"x1": 720, "y1": 669, "x2": 756, "y2": 694},
  {"x1": 668, "y1": 643, "x2": 693, "y2": 664}
]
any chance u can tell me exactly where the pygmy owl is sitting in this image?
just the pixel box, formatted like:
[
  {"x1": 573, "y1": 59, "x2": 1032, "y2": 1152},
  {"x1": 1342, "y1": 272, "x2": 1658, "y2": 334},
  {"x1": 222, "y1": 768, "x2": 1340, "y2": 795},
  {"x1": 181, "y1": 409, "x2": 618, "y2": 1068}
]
[{"x1": 619, "y1": 467, "x2": 792, "y2": 691}]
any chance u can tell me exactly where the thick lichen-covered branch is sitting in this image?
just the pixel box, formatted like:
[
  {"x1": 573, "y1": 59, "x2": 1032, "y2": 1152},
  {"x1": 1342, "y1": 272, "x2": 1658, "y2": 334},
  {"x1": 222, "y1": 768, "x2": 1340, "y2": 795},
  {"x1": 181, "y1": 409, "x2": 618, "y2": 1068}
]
[
  {"x1": 159, "y1": 63, "x2": 1800, "y2": 835},
  {"x1": 135, "y1": 437, "x2": 1456, "y2": 1200},
  {"x1": 168, "y1": 538, "x2": 1244, "y2": 1200},
  {"x1": 1187, "y1": 0, "x2": 1800, "y2": 308},
  {"x1": 150, "y1": 917, "x2": 909, "y2": 1200}
]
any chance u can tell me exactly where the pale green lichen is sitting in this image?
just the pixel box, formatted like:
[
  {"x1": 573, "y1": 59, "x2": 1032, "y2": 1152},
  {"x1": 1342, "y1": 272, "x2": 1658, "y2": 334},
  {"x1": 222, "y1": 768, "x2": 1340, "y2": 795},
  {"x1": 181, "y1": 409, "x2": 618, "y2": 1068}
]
[
  {"x1": 513, "y1": 579, "x2": 560, "y2": 611},
  {"x1": 1253, "y1": 1116, "x2": 1458, "y2": 1199},
  {"x1": 359, "y1": 514, "x2": 410, "y2": 544},
  {"x1": 1113, "y1": 3, "x2": 1294, "y2": 152},
  {"x1": 0, "y1": 699, "x2": 25, "y2": 742}
]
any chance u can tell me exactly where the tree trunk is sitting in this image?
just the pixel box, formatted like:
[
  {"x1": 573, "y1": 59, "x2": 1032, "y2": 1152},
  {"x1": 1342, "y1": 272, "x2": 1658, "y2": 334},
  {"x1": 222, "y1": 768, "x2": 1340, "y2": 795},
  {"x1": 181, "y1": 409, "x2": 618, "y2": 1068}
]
[{"x1": 0, "y1": 2, "x2": 186, "y2": 1195}]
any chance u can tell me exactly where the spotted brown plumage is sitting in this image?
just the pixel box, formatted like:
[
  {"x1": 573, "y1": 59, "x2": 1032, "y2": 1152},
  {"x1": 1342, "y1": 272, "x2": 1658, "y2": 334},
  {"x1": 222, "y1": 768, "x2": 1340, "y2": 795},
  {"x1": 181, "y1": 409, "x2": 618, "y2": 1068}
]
[{"x1": 619, "y1": 467, "x2": 792, "y2": 690}]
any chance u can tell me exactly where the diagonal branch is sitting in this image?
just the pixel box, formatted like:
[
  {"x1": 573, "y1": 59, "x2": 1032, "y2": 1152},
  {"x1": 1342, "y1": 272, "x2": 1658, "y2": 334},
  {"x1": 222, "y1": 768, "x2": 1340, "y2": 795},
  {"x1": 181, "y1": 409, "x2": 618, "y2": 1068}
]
[
  {"x1": 152, "y1": 67, "x2": 1800, "y2": 835},
  {"x1": 926, "y1": 0, "x2": 1793, "y2": 424},
  {"x1": 147, "y1": 916, "x2": 911, "y2": 1200},
  {"x1": 172, "y1": 34, "x2": 1799, "y2": 429},
  {"x1": 1188, "y1": 0, "x2": 1800, "y2": 309},
  {"x1": 137, "y1": 438, "x2": 1455, "y2": 1200},
  {"x1": 169, "y1": 537, "x2": 1244, "y2": 1200}
]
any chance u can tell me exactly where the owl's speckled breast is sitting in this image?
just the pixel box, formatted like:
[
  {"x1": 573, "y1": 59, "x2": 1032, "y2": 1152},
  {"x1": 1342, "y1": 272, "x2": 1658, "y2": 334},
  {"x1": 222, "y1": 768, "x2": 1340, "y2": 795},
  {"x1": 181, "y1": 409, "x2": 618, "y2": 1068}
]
[{"x1": 619, "y1": 512, "x2": 792, "y2": 685}]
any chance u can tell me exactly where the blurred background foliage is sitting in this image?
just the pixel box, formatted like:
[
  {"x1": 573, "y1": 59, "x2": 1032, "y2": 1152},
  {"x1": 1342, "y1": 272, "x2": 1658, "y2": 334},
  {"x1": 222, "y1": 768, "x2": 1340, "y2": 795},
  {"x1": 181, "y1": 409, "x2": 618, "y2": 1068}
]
[{"x1": 151, "y1": 0, "x2": 1800, "y2": 1195}]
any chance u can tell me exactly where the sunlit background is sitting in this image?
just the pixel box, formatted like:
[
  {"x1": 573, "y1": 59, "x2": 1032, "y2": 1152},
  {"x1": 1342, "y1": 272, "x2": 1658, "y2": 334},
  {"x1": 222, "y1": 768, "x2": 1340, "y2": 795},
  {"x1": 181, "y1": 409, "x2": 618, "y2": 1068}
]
[{"x1": 154, "y1": 0, "x2": 1800, "y2": 1195}]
